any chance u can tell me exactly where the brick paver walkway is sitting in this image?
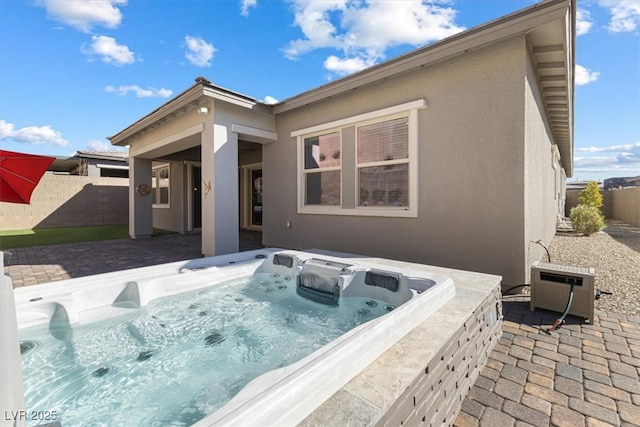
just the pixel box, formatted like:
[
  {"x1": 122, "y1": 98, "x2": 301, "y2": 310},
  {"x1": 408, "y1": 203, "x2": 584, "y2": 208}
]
[
  {"x1": 4, "y1": 230, "x2": 262, "y2": 287},
  {"x1": 455, "y1": 297, "x2": 640, "y2": 427},
  {"x1": 3, "y1": 234, "x2": 638, "y2": 426}
]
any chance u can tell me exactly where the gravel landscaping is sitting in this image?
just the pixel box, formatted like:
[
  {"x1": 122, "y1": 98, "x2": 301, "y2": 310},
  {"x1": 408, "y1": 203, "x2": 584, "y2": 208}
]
[{"x1": 548, "y1": 219, "x2": 640, "y2": 316}]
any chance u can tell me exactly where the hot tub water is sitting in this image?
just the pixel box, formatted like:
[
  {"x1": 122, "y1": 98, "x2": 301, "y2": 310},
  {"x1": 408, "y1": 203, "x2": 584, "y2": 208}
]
[{"x1": 20, "y1": 272, "x2": 392, "y2": 426}]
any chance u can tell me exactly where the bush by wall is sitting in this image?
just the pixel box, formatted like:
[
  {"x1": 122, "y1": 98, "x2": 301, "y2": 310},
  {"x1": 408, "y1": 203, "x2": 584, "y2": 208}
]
[{"x1": 569, "y1": 205, "x2": 605, "y2": 236}]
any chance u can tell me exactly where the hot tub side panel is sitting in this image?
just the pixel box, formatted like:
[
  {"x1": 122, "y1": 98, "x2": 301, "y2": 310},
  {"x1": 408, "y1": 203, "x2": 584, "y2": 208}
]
[{"x1": 298, "y1": 278, "x2": 502, "y2": 427}]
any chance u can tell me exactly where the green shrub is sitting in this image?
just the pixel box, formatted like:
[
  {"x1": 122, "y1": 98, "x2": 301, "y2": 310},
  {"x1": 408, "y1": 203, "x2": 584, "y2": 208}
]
[
  {"x1": 570, "y1": 205, "x2": 605, "y2": 236},
  {"x1": 579, "y1": 181, "x2": 603, "y2": 209}
]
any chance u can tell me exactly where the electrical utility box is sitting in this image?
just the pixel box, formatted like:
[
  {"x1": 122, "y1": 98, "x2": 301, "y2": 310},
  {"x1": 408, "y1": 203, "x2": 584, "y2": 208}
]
[{"x1": 530, "y1": 262, "x2": 595, "y2": 323}]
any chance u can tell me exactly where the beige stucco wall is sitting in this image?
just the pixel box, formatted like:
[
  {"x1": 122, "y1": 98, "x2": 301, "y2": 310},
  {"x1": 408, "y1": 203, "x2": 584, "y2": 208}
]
[
  {"x1": 125, "y1": 104, "x2": 208, "y2": 237},
  {"x1": 150, "y1": 161, "x2": 187, "y2": 232},
  {"x1": 522, "y1": 47, "x2": 562, "y2": 283},
  {"x1": 0, "y1": 174, "x2": 128, "y2": 230},
  {"x1": 265, "y1": 37, "x2": 539, "y2": 286}
]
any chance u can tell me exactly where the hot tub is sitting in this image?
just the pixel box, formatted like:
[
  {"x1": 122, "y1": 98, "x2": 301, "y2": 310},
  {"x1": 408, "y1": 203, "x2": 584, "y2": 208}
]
[{"x1": 10, "y1": 248, "x2": 455, "y2": 426}]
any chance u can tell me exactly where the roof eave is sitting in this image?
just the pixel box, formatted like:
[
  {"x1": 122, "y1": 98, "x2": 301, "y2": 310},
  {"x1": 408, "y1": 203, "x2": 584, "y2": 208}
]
[
  {"x1": 108, "y1": 82, "x2": 263, "y2": 146},
  {"x1": 273, "y1": 0, "x2": 572, "y2": 115}
]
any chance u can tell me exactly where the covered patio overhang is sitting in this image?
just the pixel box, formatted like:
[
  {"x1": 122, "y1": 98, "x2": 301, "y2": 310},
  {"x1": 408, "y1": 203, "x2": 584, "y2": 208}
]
[{"x1": 108, "y1": 77, "x2": 277, "y2": 257}]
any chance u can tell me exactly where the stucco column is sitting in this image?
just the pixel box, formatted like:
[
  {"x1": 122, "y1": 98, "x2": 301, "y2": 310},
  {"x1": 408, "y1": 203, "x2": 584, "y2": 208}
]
[
  {"x1": 201, "y1": 118, "x2": 216, "y2": 256},
  {"x1": 129, "y1": 157, "x2": 153, "y2": 238},
  {"x1": 213, "y1": 120, "x2": 239, "y2": 254},
  {"x1": 200, "y1": 104, "x2": 240, "y2": 257}
]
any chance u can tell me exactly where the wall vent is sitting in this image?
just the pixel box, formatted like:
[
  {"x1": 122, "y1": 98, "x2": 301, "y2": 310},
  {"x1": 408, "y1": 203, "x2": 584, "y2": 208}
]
[{"x1": 530, "y1": 262, "x2": 595, "y2": 323}]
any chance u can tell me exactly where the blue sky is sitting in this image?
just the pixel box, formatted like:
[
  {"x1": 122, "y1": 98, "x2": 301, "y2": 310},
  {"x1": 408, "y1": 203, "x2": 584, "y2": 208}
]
[{"x1": 0, "y1": 0, "x2": 638, "y2": 182}]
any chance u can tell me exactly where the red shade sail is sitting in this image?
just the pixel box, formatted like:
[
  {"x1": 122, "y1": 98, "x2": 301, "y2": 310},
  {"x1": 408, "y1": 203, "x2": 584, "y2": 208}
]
[{"x1": 0, "y1": 149, "x2": 55, "y2": 204}]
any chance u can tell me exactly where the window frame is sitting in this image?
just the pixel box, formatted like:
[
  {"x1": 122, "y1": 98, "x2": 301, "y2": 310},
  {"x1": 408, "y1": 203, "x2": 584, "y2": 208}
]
[
  {"x1": 152, "y1": 164, "x2": 170, "y2": 208},
  {"x1": 293, "y1": 99, "x2": 425, "y2": 217}
]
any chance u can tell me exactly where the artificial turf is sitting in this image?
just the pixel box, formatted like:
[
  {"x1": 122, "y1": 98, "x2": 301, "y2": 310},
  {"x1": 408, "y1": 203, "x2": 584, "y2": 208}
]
[{"x1": 0, "y1": 225, "x2": 173, "y2": 249}]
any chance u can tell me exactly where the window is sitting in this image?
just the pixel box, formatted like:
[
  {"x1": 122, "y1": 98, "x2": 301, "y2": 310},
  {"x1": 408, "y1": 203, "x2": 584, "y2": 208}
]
[
  {"x1": 357, "y1": 117, "x2": 409, "y2": 207},
  {"x1": 152, "y1": 165, "x2": 170, "y2": 207},
  {"x1": 293, "y1": 99, "x2": 425, "y2": 217},
  {"x1": 303, "y1": 131, "x2": 341, "y2": 206}
]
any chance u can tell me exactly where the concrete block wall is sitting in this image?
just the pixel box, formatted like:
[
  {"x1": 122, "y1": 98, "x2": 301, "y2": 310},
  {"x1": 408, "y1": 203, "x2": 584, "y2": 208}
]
[
  {"x1": 611, "y1": 186, "x2": 640, "y2": 226},
  {"x1": 0, "y1": 174, "x2": 128, "y2": 230},
  {"x1": 376, "y1": 287, "x2": 502, "y2": 426},
  {"x1": 566, "y1": 187, "x2": 639, "y2": 226},
  {"x1": 565, "y1": 189, "x2": 613, "y2": 218}
]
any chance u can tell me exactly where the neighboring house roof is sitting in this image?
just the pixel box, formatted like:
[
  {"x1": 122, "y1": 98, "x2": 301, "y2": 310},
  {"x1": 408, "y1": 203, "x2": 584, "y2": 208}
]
[
  {"x1": 109, "y1": 0, "x2": 575, "y2": 176},
  {"x1": 566, "y1": 180, "x2": 602, "y2": 191},
  {"x1": 603, "y1": 175, "x2": 640, "y2": 190},
  {"x1": 48, "y1": 151, "x2": 129, "y2": 174},
  {"x1": 74, "y1": 151, "x2": 129, "y2": 161}
]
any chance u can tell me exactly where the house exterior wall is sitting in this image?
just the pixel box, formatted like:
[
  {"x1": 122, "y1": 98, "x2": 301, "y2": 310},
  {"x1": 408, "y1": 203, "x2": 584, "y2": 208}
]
[
  {"x1": 125, "y1": 105, "x2": 207, "y2": 236},
  {"x1": 265, "y1": 37, "x2": 532, "y2": 285},
  {"x1": 522, "y1": 47, "x2": 563, "y2": 283},
  {"x1": 150, "y1": 161, "x2": 186, "y2": 233},
  {"x1": 204, "y1": 100, "x2": 275, "y2": 255}
]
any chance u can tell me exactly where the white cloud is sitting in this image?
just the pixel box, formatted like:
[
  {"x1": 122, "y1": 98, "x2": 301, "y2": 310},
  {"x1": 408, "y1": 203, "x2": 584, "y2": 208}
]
[
  {"x1": 263, "y1": 95, "x2": 279, "y2": 104},
  {"x1": 574, "y1": 142, "x2": 640, "y2": 176},
  {"x1": 324, "y1": 54, "x2": 377, "y2": 75},
  {"x1": 576, "y1": 9, "x2": 593, "y2": 35},
  {"x1": 83, "y1": 35, "x2": 135, "y2": 66},
  {"x1": 596, "y1": 0, "x2": 640, "y2": 32},
  {"x1": 241, "y1": 0, "x2": 257, "y2": 16},
  {"x1": 40, "y1": 0, "x2": 127, "y2": 32},
  {"x1": 575, "y1": 64, "x2": 600, "y2": 86},
  {"x1": 284, "y1": 0, "x2": 464, "y2": 76},
  {"x1": 184, "y1": 36, "x2": 216, "y2": 67},
  {"x1": 85, "y1": 140, "x2": 128, "y2": 152},
  {"x1": 576, "y1": 142, "x2": 640, "y2": 153},
  {"x1": 0, "y1": 120, "x2": 70, "y2": 147},
  {"x1": 105, "y1": 85, "x2": 173, "y2": 98}
]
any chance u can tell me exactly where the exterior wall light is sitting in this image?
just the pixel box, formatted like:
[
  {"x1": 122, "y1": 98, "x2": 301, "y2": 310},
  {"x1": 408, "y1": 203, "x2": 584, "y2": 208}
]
[{"x1": 198, "y1": 107, "x2": 209, "y2": 115}]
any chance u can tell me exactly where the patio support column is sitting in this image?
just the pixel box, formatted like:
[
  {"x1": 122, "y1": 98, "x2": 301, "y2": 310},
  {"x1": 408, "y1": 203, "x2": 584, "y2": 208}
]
[
  {"x1": 201, "y1": 116, "x2": 215, "y2": 256},
  {"x1": 129, "y1": 157, "x2": 153, "y2": 238},
  {"x1": 200, "y1": 102, "x2": 240, "y2": 257}
]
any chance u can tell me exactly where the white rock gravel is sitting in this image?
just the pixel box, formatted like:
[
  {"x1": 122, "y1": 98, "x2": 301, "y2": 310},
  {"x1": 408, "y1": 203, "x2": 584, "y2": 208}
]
[{"x1": 548, "y1": 219, "x2": 640, "y2": 316}]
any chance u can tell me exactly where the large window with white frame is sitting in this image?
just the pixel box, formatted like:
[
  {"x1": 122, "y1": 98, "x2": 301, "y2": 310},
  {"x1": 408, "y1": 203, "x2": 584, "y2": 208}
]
[
  {"x1": 152, "y1": 165, "x2": 170, "y2": 207},
  {"x1": 293, "y1": 99, "x2": 425, "y2": 217}
]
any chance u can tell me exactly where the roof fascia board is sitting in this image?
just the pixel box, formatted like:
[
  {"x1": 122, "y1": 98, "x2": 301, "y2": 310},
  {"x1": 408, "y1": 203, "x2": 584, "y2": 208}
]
[
  {"x1": 566, "y1": 3, "x2": 576, "y2": 177},
  {"x1": 273, "y1": 0, "x2": 569, "y2": 115}
]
